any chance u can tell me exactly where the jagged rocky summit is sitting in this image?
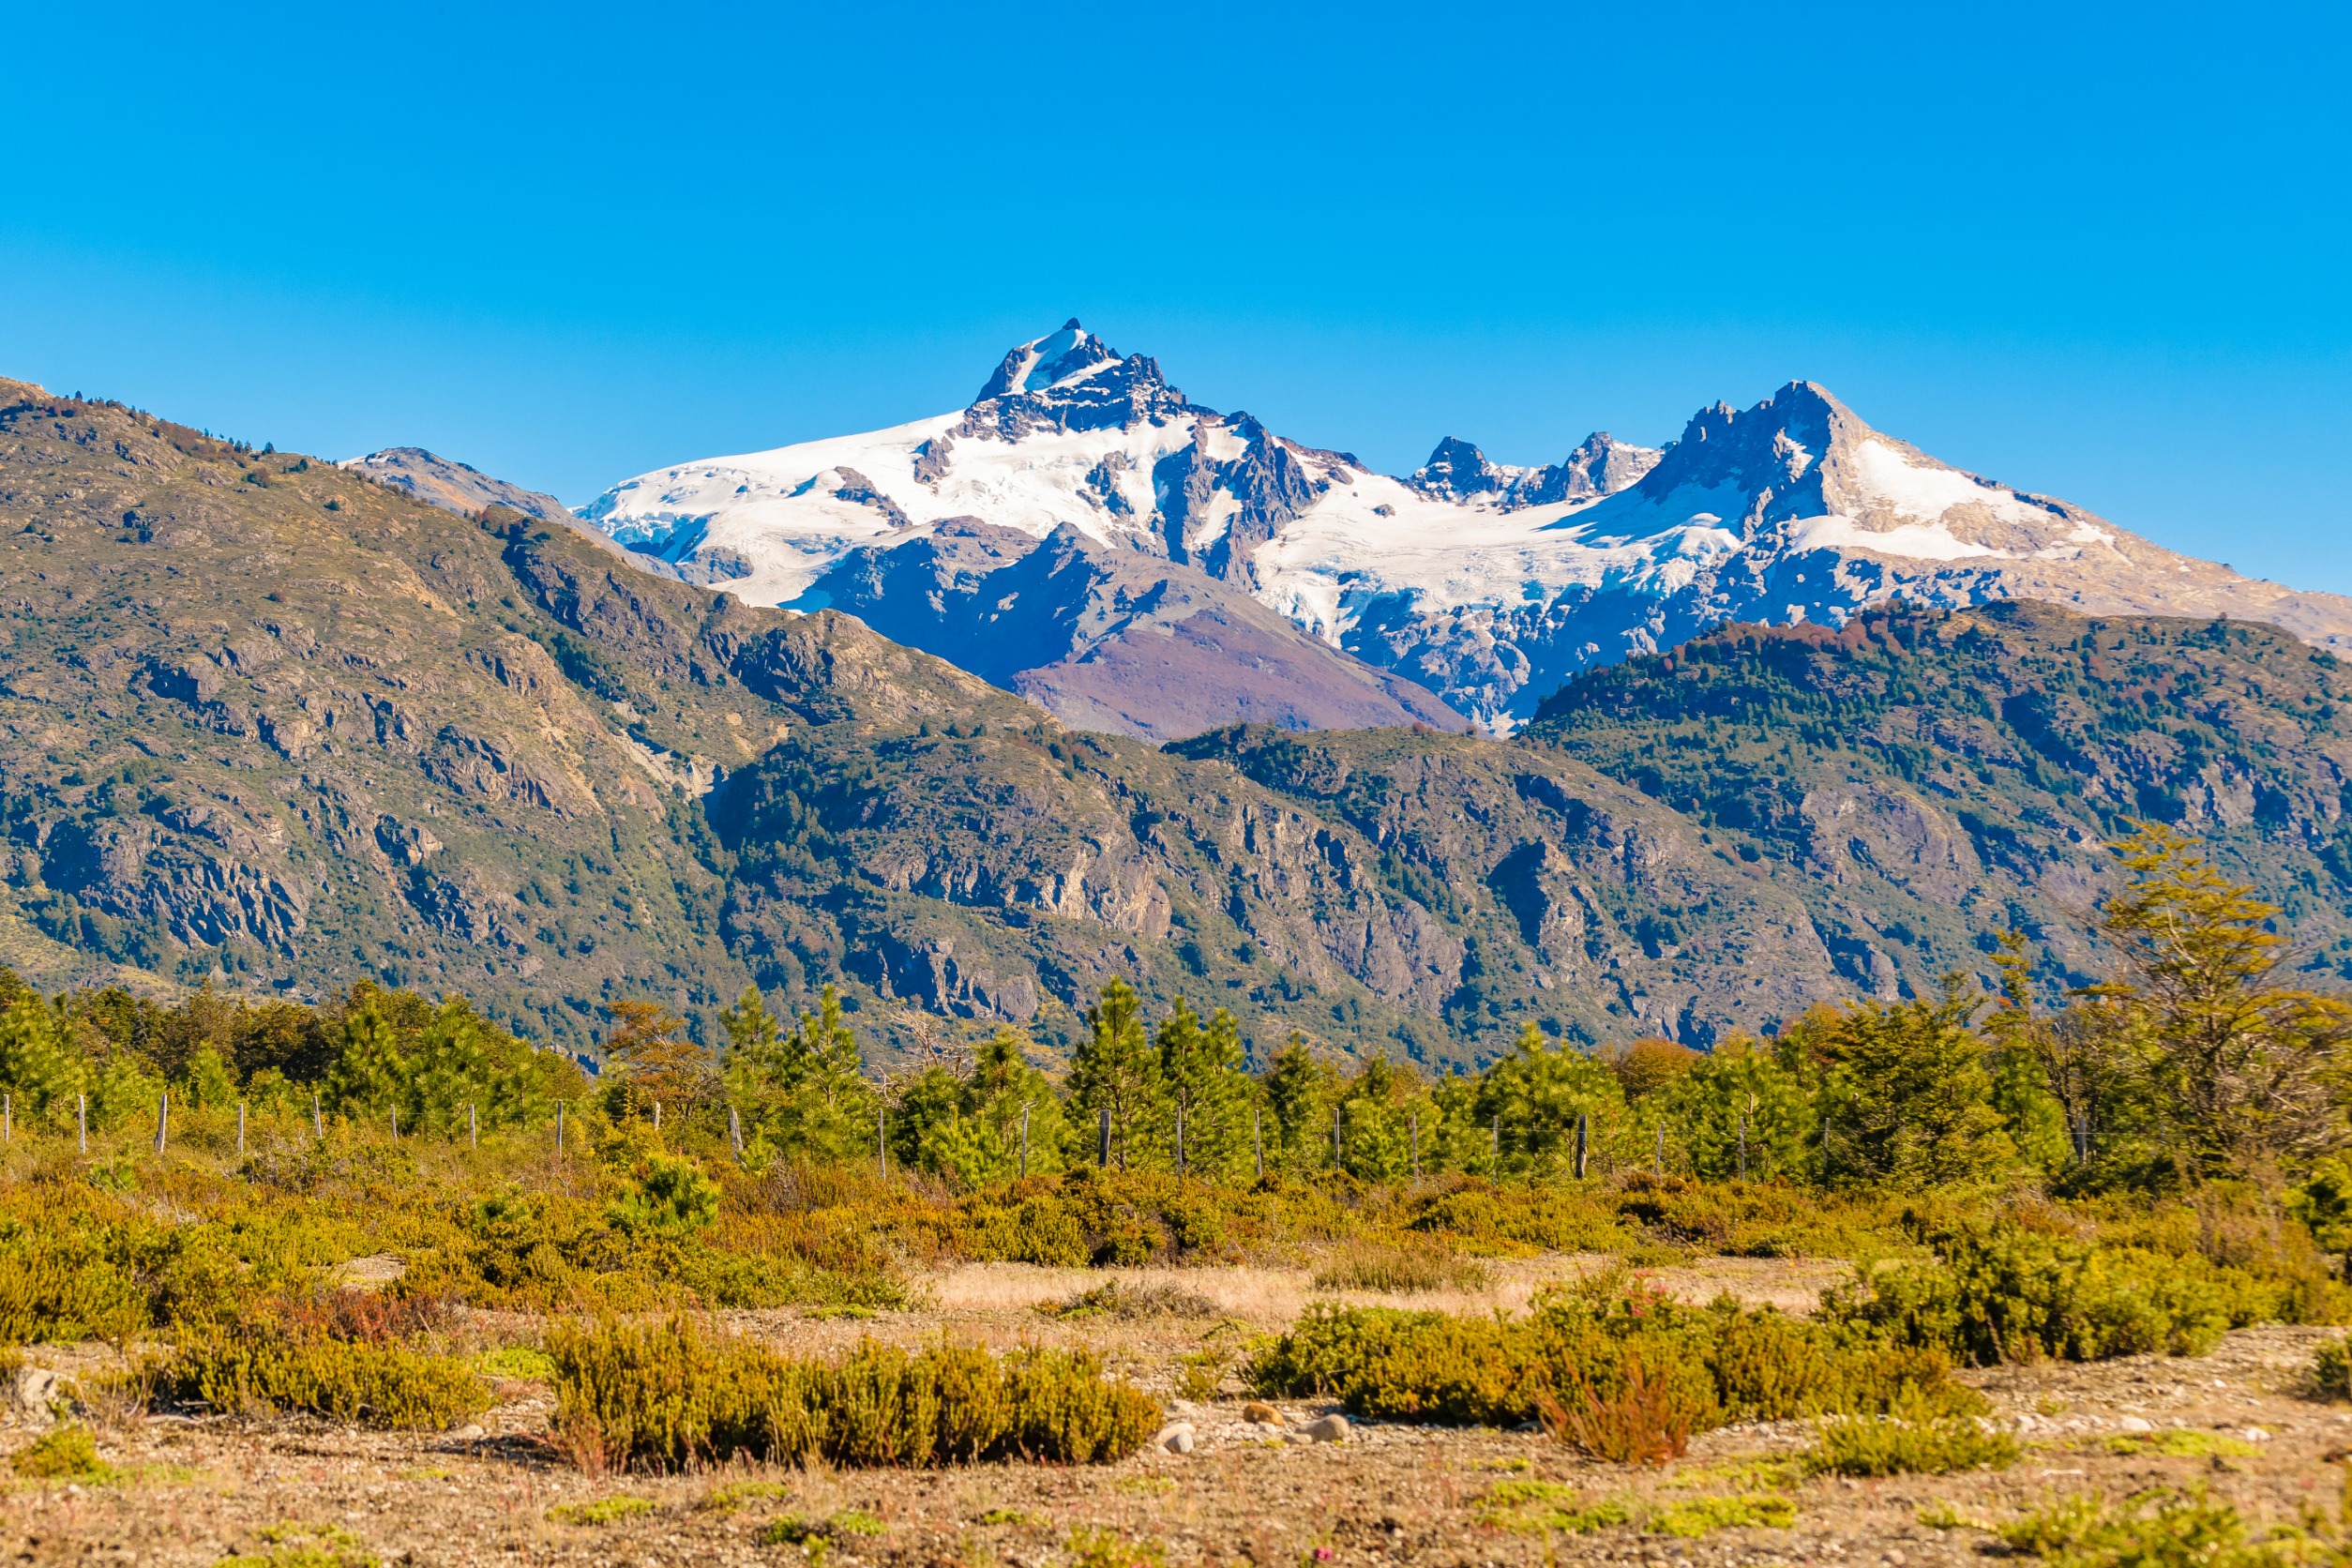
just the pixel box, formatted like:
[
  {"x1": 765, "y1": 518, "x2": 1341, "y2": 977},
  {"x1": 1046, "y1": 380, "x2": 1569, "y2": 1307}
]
[{"x1": 567, "y1": 323, "x2": 2352, "y2": 737}]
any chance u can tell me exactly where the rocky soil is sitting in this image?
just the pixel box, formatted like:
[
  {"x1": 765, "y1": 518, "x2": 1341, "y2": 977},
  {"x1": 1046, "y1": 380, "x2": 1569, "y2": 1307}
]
[{"x1": 4, "y1": 1263, "x2": 2345, "y2": 1568}]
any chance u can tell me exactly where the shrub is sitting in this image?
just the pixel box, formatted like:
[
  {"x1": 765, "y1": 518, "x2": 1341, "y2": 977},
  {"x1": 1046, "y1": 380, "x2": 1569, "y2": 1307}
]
[
  {"x1": 1538, "y1": 1344, "x2": 1707, "y2": 1464},
  {"x1": 2314, "y1": 1334, "x2": 2351, "y2": 1400},
  {"x1": 1649, "y1": 1494, "x2": 1796, "y2": 1538},
  {"x1": 1823, "y1": 1221, "x2": 2276, "y2": 1364},
  {"x1": 1474, "y1": 1479, "x2": 1630, "y2": 1534},
  {"x1": 547, "y1": 1497, "x2": 656, "y2": 1526},
  {"x1": 1312, "y1": 1240, "x2": 1487, "y2": 1294},
  {"x1": 1045, "y1": 1279, "x2": 1220, "y2": 1321},
  {"x1": 1802, "y1": 1395, "x2": 2019, "y2": 1476},
  {"x1": 608, "y1": 1154, "x2": 720, "y2": 1236},
  {"x1": 545, "y1": 1317, "x2": 1158, "y2": 1472},
  {"x1": 165, "y1": 1328, "x2": 490, "y2": 1430},
  {"x1": 1248, "y1": 1273, "x2": 1972, "y2": 1440},
  {"x1": 13, "y1": 1423, "x2": 111, "y2": 1480},
  {"x1": 1998, "y1": 1488, "x2": 2305, "y2": 1567},
  {"x1": 217, "y1": 1523, "x2": 378, "y2": 1568}
]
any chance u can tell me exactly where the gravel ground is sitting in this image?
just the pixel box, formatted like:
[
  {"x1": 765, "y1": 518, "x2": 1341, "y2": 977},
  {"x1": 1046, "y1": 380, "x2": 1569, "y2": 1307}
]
[{"x1": 3, "y1": 1273, "x2": 2345, "y2": 1568}]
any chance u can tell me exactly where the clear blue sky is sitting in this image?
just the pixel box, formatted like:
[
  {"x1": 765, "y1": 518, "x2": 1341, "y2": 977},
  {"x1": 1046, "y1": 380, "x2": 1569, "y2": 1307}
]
[{"x1": 6, "y1": 2, "x2": 2347, "y2": 588}]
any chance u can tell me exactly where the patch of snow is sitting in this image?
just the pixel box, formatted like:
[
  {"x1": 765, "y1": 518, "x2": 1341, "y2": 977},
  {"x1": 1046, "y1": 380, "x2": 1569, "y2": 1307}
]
[
  {"x1": 1845, "y1": 439, "x2": 2033, "y2": 523},
  {"x1": 1787, "y1": 514, "x2": 2009, "y2": 562}
]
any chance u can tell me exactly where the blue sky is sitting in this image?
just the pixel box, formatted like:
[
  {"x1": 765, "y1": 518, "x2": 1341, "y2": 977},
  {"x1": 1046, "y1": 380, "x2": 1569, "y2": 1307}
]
[{"x1": 6, "y1": 2, "x2": 2347, "y2": 587}]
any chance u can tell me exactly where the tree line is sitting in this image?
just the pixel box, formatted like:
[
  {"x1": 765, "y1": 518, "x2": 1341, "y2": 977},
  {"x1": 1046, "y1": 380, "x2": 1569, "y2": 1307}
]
[{"x1": 3, "y1": 825, "x2": 2348, "y2": 1228}]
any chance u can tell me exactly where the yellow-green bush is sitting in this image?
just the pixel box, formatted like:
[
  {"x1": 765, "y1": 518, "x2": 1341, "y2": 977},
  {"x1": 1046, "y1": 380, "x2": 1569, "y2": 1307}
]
[
  {"x1": 1802, "y1": 1393, "x2": 2018, "y2": 1475},
  {"x1": 546, "y1": 1317, "x2": 1159, "y2": 1471},
  {"x1": 1820, "y1": 1217, "x2": 2339, "y2": 1364},
  {"x1": 165, "y1": 1327, "x2": 490, "y2": 1430},
  {"x1": 1245, "y1": 1274, "x2": 1974, "y2": 1439}
]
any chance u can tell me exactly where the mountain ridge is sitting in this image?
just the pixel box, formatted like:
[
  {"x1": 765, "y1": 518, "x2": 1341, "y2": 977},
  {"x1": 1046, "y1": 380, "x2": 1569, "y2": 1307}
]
[{"x1": 578, "y1": 326, "x2": 2352, "y2": 735}]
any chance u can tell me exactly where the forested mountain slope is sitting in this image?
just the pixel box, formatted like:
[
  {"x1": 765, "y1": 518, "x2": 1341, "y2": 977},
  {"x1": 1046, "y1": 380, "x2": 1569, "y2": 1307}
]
[{"x1": 4, "y1": 380, "x2": 2350, "y2": 1068}]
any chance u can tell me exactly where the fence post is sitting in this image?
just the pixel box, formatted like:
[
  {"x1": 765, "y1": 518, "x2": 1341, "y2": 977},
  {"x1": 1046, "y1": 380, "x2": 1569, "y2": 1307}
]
[
  {"x1": 1491, "y1": 1112, "x2": 1500, "y2": 1168},
  {"x1": 389, "y1": 1105, "x2": 398, "y2": 1140},
  {"x1": 653, "y1": 1100, "x2": 662, "y2": 1134},
  {"x1": 1575, "y1": 1111, "x2": 1588, "y2": 1180},
  {"x1": 1654, "y1": 1123, "x2": 1665, "y2": 1178},
  {"x1": 155, "y1": 1091, "x2": 169, "y2": 1155},
  {"x1": 78, "y1": 1093, "x2": 87, "y2": 1153},
  {"x1": 312, "y1": 1091, "x2": 324, "y2": 1141},
  {"x1": 1096, "y1": 1105, "x2": 1109, "y2": 1168},
  {"x1": 237, "y1": 1100, "x2": 247, "y2": 1158},
  {"x1": 730, "y1": 1105, "x2": 743, "y2": 1164}
]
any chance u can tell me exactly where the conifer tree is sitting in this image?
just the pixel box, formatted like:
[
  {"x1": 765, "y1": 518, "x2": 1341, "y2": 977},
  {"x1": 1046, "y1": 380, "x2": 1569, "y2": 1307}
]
[
  {"x1": 1157, "y1": 999, "x2": 1251, "y2": 1180},
  {"x1": 1068, "y1": 979, "x2": 1162, "y2": 1171}
]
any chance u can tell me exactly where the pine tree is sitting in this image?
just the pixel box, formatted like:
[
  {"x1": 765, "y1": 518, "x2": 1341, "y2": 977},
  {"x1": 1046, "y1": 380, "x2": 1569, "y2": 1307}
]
[
  {"x1": 1806, "y1": 976, "x2": 2013, "y2": 1188},
  {"x1": 1260, "y1": 1030, "x2": 1338, "y2": 1174},
  {"x1": 1659, "y1": 1035, "x2": 1813, "y2": 1181},
  {"x1": 1157, "y1": 1000, "x2": 1252, "y2": 1180},
  {"x1": 1069, "y1": 979, "x2": 1162, "y2": 1171},
  {"x1": 1472, "y1": 1022, "x2": 1624, "y2": 1177},
  {"x1": 729, "y1": 985, "x2": 879, "y2": 1162}
]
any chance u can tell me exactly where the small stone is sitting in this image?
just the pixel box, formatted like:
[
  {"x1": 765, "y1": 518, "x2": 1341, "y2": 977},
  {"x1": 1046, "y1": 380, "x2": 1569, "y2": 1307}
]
[
  {"x1": 13, "y1": 1367, "x2": 60, "y2": 1426},
  {"x1": 1243, "y1": 1401, "x2": 1281, "y2": 1425},
  {"x1": 2118, "y1": 1416, "x2": 2154, "y2": 1433},
  {"x1": 1303, "y1": 1414, "x2": 1349, "y2": 1443},
  {"x1": 2241, "y1": 1427, "x2": 2271, "y2": 1443},
  {"x1": 453, "y1": 1425, "x2": 487, "y2": 1440},
  {"x1": 1165, "y1": 1429, "x2": 1196, "y2": 1455},
  {"x1": 1884, "y1": 1553, "x2": 1907, "y2": 1567}
]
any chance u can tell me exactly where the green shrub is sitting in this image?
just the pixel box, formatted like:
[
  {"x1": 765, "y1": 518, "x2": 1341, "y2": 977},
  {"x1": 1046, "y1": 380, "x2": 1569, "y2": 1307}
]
[
  {"x1": 546, "y1": 1317, "x2": 1159, "y2": 1472},
  {"x1": 166, "y1": 1328, "x2": 490, "y2": 1430},
  {"x1": 1998, "y1": 1487, "x2": 2307, "y2": 1568},
  {"x1": 218, "y1": 1523, "x2": 377, "y2": 1568},
  {"x1": 1246, "y1": 1275, "x2": 1973, "y2": 1439},
  {"x1": 1474, "y1": 1479, "x2": 1630, "y2": 1534},
  {"x1": 547, "y1": 1497, "x2": 656, "y2": 1526},
  {"x1": 1802, "y1": 1395, "x2": 2019, "y2": 1476},
  {"x1": 1649, "y1": 1494, "x2": 1796, "y2": 1538},
  {"x1": 478, "y1": 1345, "x2": 557, "y2": 1380},
  {"x1": 608, "y1": 1154, "x2": 720, "y2": 1236},
  {"x1": 1823, "y1": 1220, "x2": 2277, "y2": 1364},
  {"x1": 754, "y1": 1510, "x2": 884, "y2": 1549},
  {"x1": 2103, "y1": 1428, "x2": 2258, "y2": 1459},
  {"x1": 13, "y1": 1423, "x2": 112, "y2": 1480}
]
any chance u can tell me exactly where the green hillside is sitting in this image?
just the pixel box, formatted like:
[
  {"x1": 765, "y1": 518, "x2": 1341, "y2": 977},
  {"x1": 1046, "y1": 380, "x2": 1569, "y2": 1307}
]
[{"x1": 4, "y1": 380, "x2": 2349, "y2": 1068}]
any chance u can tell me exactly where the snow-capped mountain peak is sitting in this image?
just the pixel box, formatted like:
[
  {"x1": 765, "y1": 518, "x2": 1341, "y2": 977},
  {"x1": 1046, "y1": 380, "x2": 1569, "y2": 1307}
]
[
  {"x1": 1410, "y1": 430, "x2": 1663, "y2": 509},
  {"x1": 976, "y1": 319, "x2": 1123, "y2": 399},
  {"x1": 579, "y1": 330, "x2": 2352, "y2": 736}
]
